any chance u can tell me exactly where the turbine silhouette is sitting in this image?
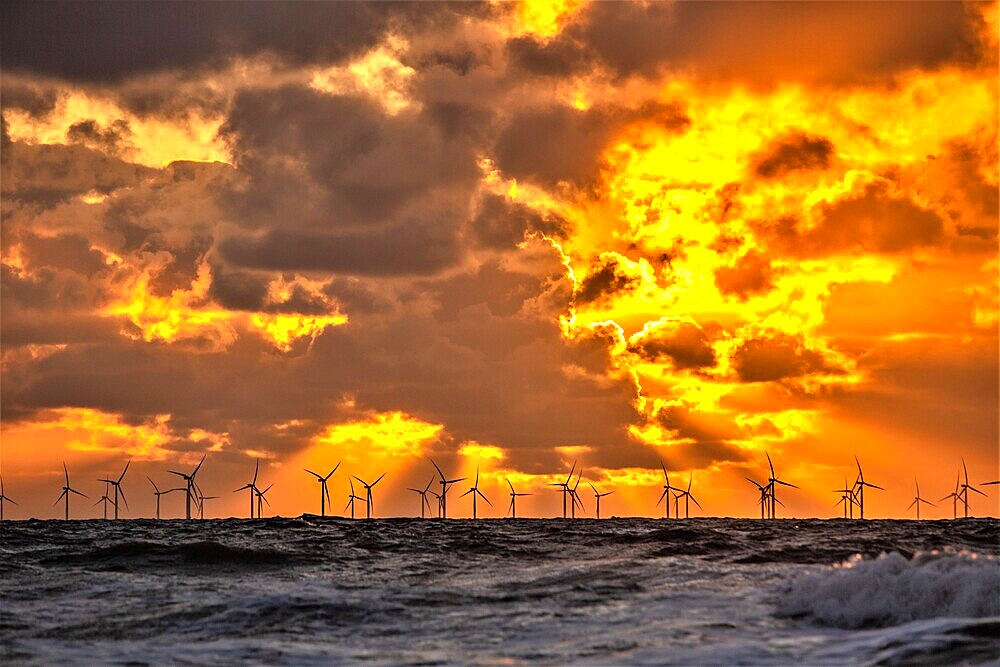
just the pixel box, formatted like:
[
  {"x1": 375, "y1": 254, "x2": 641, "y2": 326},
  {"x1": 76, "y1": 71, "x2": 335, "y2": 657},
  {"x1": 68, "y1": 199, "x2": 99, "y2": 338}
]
[
  {"x1": 352, "y1": 473, "x2": 386, "y2": 519},
  {"x1": 460, "y1": 466, "x2": 492, "y2": 519},
  {"x1": 906, "y1": 479, "x2": 935, "y2": 520},
  {"x1": 656, "y1": 461, "x2": 680, "y2": 519},
  {"x1": 588, "y1": 482, "x2": 614, "y2": 519},
  {"x1": 345, "y1": 478, "x2": 365, "y2": 519},
  {"x1": 97, "y1": 458, "x2": 131, "y2": 520},
  {"x1": 765, "y1": 452, "x2": 798, "y2": 519},
  {"x1": 550, "y1": 461, "x2": 577, "y2": 519},
  {"x1": 148, "y1": 476, "x2": 184, "y2": 520},
  {"x1": 407, "y1": 477, "x2": 436, "y2": 518},
  {"x1": 55, "y1": 462, "x2": 87, "y2": 520},
  {"x1": 305, "y1": 462, "x2": 340, "y2": 517},
  {"x1": 430, "y1": 458, "x2": 465, "y2": 519},
  {"x1": 169, "y1": 455, "x2": 207, "y2": 520},
  {"x1": 851, "y1": 455, "x2": 883, "y2": 520},
  {"x1": 0, "y1": 476, "x2": 15, "y2": 521},
  {"x1": 957, "y1": 459, "x2": 987, "y2": 518},
  {"x1": 505, "y1": 477, "x2": 530, "y2": 518},
  {"x1": 233, "y1": 458, "x2": 260, "y2": 519}
]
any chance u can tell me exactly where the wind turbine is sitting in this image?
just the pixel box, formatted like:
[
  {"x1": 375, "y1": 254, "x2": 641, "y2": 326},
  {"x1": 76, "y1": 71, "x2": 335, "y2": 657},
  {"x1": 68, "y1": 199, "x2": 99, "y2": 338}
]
[
  {"x1": 851, "y1": 455, "x2": 884, "y2": 520},
  {"x1": 550, "y1": 461, "x2": 577, "y2": 519},
  {"x1": 233, "y1": 458, "x2": 260, "y2": 519},
  {"x1": 461, "y1": 466, "x2": 492, "y2": 519},
  {"x1": 198, "y1": 490, "x2": 219, "y2": 519},
  {"x1": 940, "y1": 473, "x2": 961, "y2": 519},
  {"x1": 656, "y1": 461, "x2": 680, "y2": 519},
  {"x1": 97, "y1": 458, "x2": 131, "y2": 520},
  {"x1": 255, "y1": 483, "x2": 273, "y2": 518},
  {"x1": 407, "y1": 477, "x2": 435, "y2": 518},
  {"x1": 147, "y1": 476, "x2": 184, "y2": 519},
  {"x1": 170, "y1": 455, "x2": 207, "y2": 520},
  {"x1": 506, "y1": 477, "x2": 530, "y2": 518},
  {"x1": 94, "y1": 491, "x2": 111, "y2": 519},
  {"x1": 345, "y1": 478, "x2": 364, "y2": 519},
  {"x1": 430, "y1": 458, "x2": 465, "y2": 519},
  {"x1": 906, "y1": 479, "x2": 935, "y2": 520},
  {"x1": 0, "y1": 477, "x2": 17, "y2": 521},
  {"x1": 745, "y1": 477, "x2": 768, "y2": 519},
  {"x1": 352, "y1": 473, "x2": 386, "y2": 519},
  {"x1": 958, "y1": 459, "x2": 987, "y2": 518},
  {"x1": 833, "y1": 476, "x2": 855, "y2": 519},
  {"x1": 588, "y1": 483, "x2": 614, "y2": 519},
  {"x1": 430, "y1": 490, "x2": 443, "y2": 518},
  {"x1": 568, "y1": 470, "x2": 585, "y2": 518},
  {"x1": 676, "y1": 473, "x2": 702, "y2": 519},
  {"x1": 55, "y1": 463, "x2": 87, "y2": 519},
  {"x1": 304, "y1": 462, "x2": 340, "y2": 517},
  {"x1": 765, "y1": 452, "x2": 798, "y2": 519}
]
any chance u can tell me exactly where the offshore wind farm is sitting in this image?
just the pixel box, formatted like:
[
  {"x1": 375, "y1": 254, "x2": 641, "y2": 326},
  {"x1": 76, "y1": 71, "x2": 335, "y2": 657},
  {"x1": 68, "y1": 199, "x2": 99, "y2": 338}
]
[{"x1": 2, "y1": 0, "x2": 1000, "y2": 665}]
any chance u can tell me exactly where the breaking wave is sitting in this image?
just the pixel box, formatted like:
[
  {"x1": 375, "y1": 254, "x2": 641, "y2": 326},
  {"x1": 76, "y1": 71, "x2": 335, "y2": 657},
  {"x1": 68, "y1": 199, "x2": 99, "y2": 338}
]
[{"x1": 776, "y1": 549, "x2": 1000, "y2": 629}]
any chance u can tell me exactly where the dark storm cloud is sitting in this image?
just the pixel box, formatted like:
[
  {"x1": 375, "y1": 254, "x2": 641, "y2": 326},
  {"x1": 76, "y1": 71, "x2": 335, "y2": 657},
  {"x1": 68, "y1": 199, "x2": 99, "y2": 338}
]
[
  {"x1": 2, "y1": 251, "x2": 639, "y2": 467},
  {"x1": 218, "y1": 86, "x2": 483, "y2": 278},
  {"x1": 493, "y1": 102, "x2": 689, "y2": 189},
  {"x1": 66, "y1": 119, "x2": 132, "y2": 155},
  {"x1": 470, "y1": 194, "x2": 568, "y2": 249},
  {"x1": 628, "y1": 321, "x2": 717, "y2": 370},
  {"x1": 575, "y1": 254, "x2": 642, "y2": 304},
  {"x1": 753, "y1": 182, "x2": 946, "y2": 256},
  {"x1": 732, "y1": 334, "x2": 832, "y2": 383},
  {"x1": 17, "y1": 232, "x2": 107, "y2": 277},
  {"x1": 752, "y1": 132, "x2": 834, "y2": 179},
  {"x1": 0, "y1": 1, "x2": 485, "y2": 82},
  {"x1": 512, "y1": 1, "x2": 983, "y2": 84},
  {"x1": 219, "y1": 226, "x2": 460, "y2": 276},
  {"x1": 713, "y1": 250, "x2": 774, "y2": 300},
  {"x1": 1, "y1": 140, "x2": 153, "y2": 206}
]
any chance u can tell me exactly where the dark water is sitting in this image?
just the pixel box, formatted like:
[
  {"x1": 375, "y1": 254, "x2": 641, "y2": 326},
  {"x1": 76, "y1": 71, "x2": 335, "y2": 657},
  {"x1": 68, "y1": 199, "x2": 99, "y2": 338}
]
[{"x1": 1, "y1": 518, "x2": 998, "y2": 665}]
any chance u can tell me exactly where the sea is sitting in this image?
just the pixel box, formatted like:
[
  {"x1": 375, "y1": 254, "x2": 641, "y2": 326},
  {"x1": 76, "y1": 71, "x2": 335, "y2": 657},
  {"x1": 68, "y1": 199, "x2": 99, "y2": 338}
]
[{"x1": 1, "y1": 518, "x2": 998, "y2": 665}]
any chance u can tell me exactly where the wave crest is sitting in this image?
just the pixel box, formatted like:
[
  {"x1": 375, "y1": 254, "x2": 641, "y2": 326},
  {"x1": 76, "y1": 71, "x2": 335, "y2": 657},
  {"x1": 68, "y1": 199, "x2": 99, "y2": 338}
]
[{"x1": 776, "y1": 550, "x2": 1000, "y2": 629}]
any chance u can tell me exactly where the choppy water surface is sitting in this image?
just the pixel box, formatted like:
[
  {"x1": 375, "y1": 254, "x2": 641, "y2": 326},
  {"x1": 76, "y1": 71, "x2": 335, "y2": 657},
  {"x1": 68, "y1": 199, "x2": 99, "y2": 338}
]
[{"x1": 1, "y1": 518, "x2": 998, "y2": 665}]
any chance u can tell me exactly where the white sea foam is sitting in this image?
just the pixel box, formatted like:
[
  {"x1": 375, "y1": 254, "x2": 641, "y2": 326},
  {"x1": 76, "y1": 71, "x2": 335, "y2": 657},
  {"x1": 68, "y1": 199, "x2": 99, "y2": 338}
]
[{"x1": 777, "y1": 550, "x2": 1000, "y2": 629}]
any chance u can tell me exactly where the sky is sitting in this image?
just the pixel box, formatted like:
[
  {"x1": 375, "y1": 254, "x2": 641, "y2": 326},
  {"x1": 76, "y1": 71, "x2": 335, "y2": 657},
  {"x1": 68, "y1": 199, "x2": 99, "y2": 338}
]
[{"x1": 1, "y1": 0, "x2": 998, "y2": 520}]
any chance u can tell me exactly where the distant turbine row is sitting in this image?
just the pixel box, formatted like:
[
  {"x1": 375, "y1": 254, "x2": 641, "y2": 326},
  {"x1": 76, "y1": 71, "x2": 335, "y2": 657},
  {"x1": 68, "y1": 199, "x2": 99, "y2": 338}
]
[{"x1": 1, "y1": 454, "x2": 997, "y2": 521}]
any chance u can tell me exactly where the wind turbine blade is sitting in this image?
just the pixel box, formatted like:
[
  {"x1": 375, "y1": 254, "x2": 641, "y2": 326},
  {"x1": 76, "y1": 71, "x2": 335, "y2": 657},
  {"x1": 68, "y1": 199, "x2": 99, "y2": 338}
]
[
  {"x1": 147, "y1": 476, "x2": 159, "y2": 493},
  {"x1": 865, "y1": 482, "x2": 885, "y2": 490},
  {"x1": 460, "y1": 489, "x2": 473, "y2": 497},
  {"x1": 70, "y1": 488, "x2": 87, "y2": 498},
  {"x1": 55, "y1": 490, "x2": 67, "y2": 504},
  {"x1": 506, "y1": 477, "x2": 515, "y2": 494},
  {"x1": 63, "y1": 462, "x2": 69, "y2": 485},
  {"x1": 429, "y1": 457, "x2": 445, "y2": 480},
  {"x1": 906, "y1": 499, "x2": 916, "y2": 511},
  {"x1": 372, "y1": 472, "x2": 387, "y2": 486},
  {"x1": 118, "y1": 458, "x2": 131, "y2": 483},
  {"x1": 656, "y1": 489, "x2": 667, "y2": 506},
  {"x1": 606, "y1": 490, "x2": 615, "y2": 496},
  {"x1": 766, "y1": 451, "x2": 775, "y2": 477},
  {"x1": 304, "y1": 469, "x2": 321, "y2": 479},
  {"x1": 745, "y1": 477, "x2": 763, "y2": 490},
  {"x1": 477, "y1": 489, "x2": 492, "y2": 506},
  {"x1": 689, "y1": 495, "x2": 702, "y2": 510},
  {"x1": 774, "y1": 496, "x2": 785, "y2": 507},
  {"x1": 119, "y1": 487, "x2": 128, "y2": 508},
  {"x1": 326, "y1": 461, "x2": 341, "y2": 479},
  {"x1": 475, "y1": 466, "x2": 479, "y2": 486},
  {"x1": 775, "y1": 480, "x2": 799, "y2": 489},
  {"x1": 192, "y1": 455, "x2": 206, "y2": 477},
  {"x1": 968, "y1": 486, "x2": 988, "y2": 497}
]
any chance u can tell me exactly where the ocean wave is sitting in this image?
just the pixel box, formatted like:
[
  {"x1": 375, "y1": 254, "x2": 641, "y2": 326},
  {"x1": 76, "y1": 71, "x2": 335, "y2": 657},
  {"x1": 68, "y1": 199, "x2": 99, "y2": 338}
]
[
  {"x1": 43, "y1": 540, "x2": 299, "y2": 569},
  {"x1": 776, "y1": 550, "x2": 1000, "y2": 629}
]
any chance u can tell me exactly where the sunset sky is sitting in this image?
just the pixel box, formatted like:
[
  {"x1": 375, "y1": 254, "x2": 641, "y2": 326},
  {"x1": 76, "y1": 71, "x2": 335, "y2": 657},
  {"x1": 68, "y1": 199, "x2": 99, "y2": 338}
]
[{"x1": 2, "y1": 1, "x2": 998, "y2": 520}]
